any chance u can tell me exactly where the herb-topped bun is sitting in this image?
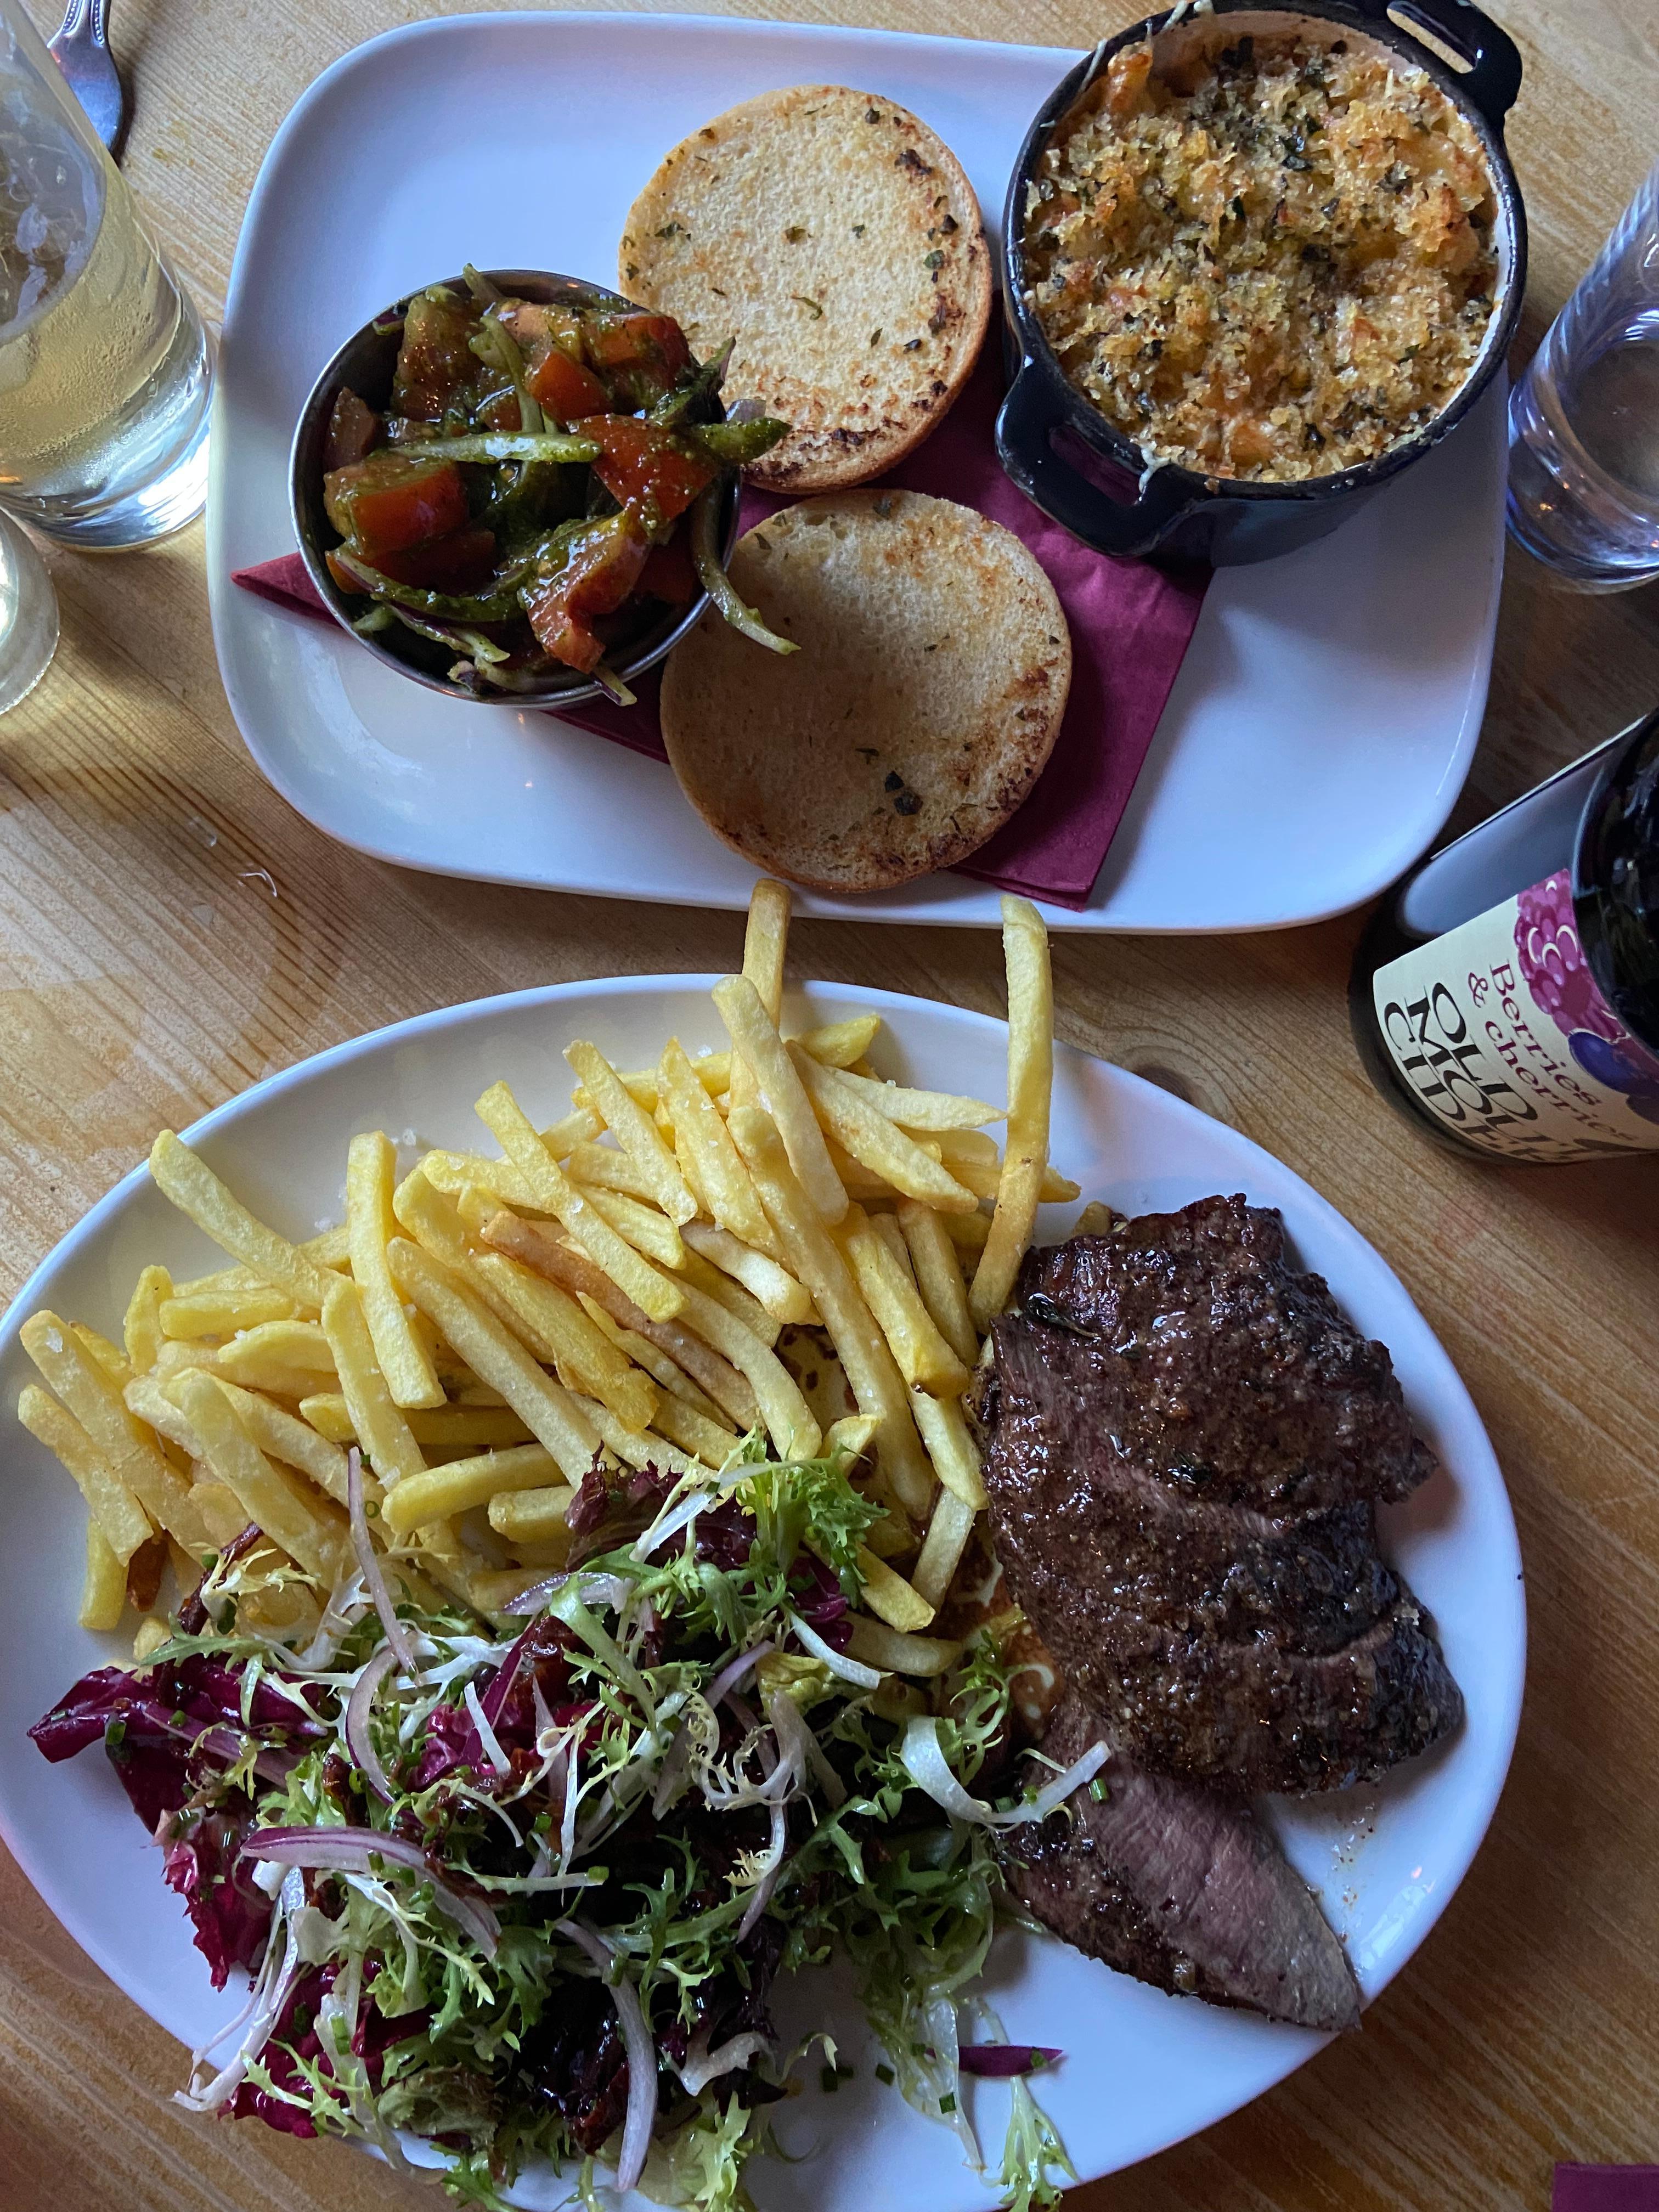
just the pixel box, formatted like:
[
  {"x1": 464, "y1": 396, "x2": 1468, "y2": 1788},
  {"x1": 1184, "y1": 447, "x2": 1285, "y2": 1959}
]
[
  {"x1": 659, "y1": 492, "x2": 1071, "y2": 893},
  {"x1": 620, "y1": 86, "x2": 992, "y2": 493}
]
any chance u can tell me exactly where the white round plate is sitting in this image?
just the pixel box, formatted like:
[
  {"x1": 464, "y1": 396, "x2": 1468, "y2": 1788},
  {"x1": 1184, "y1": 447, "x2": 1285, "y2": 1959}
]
[
  {"x1": 0, "y1": 979, "x2": 1524, "y2": 2204},
  {"x1": 206, "y1": 9, "x2": 1508, "y2": 934}
]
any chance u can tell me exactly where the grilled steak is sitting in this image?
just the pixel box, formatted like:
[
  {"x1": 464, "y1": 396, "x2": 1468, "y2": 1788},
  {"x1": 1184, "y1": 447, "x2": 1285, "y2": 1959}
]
[
  {"x1": 1006, "y1": 1691, "x2": 1362, "y2": 2034},
  {"x1": 982, "y1": 1197, "x2": 1463, "y2": 1793}
]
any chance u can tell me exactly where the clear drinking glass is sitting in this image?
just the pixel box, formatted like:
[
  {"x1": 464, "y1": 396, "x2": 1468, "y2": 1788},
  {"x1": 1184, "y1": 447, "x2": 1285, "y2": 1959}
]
[
  {"x1": 0, "y1": 506, "x2": 55, "y2": 705},
  {"x1": 0, "y1": 0, "x2": 211, "y2": 547},
  {"x1": 1506, "y1": 162, "x2": 1659, "y2": 591}
]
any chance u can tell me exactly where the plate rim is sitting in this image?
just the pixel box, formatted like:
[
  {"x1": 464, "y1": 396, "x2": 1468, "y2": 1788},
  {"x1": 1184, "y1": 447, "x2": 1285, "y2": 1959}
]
[
  {"x1": 0, "y1": 970, "x2": 1527, "y2": 2192},
  {"x1": 204, "y1": 7, "x2": 1505, "y2": 936}
]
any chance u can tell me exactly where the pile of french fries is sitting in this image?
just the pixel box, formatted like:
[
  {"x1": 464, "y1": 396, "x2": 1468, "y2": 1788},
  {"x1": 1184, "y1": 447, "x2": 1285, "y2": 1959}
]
[{"x1": 18, "y1": 882, "x2": 1077, "y2": 1677}]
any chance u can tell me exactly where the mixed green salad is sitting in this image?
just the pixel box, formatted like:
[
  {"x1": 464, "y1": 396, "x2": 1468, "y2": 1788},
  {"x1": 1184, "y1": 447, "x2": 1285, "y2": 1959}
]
[{"x1": 33, "y1": 1439, "x2": 1097, "y2": 2211}]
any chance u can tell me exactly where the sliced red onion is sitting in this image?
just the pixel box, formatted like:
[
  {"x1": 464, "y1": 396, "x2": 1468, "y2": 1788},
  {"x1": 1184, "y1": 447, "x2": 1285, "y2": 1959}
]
[
  {"x1": 899, "y1": 1718, "x2": 1110, "y2": 1829},
  {"x1": 764, "y1": 1684, "x2": 845, "y2": 1810},
  {"x1": 348, "y1": 1448, "x2": 417, "y2": 1674},
  {"x1": 343, "y1": 1644, "x2": 399, "y2": 1802},
  {"x1": 463, "y1": 1679, "x2": 511, "y2": 1775},
  {"x1": 737, "y1": 1797, "x2": 789, "y2": 1940},
  {"x1": 675, "y1": 2023, "x2": 776, "y2": 2097},
  {"x1": 501, "y1": 1570, "x2": 630, "y2": 1617},
  {"x1": 958, "y1": 2044, "x2": 1064, "y2": 2077},
  {"x1": 634, "y1": 1483, "x2": 709, "y2": 1561},
  {"x1": 242, "y1": 1826, "x2": 499, "y2": 1958},
  {"x1": 557, "y1": 1920, "x2": 657, "y2": 2193},
  {"x1": 786, "y1": 1608, "x2": 882, "y2": 1689},
  {"x1": 706, "y1": 1640, "x2": 771, "y2": 1708},
  {"x1": 178, "y1": 1866, "x2": 307, "y2": 2112}
]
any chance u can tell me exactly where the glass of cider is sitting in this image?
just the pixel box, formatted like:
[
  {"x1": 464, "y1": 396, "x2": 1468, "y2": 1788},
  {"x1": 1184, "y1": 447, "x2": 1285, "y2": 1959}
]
[{"x1": 0, "y1": 0, "x2": 211, "y2": 548}]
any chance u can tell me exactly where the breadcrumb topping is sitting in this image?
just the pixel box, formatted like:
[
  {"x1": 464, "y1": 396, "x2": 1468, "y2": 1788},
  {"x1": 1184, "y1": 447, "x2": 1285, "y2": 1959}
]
[{"x1": 1024, "y1": 32, "x2": 1499, "y2": 482}]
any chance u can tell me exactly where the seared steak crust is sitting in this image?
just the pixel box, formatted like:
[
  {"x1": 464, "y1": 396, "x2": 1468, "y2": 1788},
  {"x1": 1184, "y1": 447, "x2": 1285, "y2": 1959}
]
[
  {"x1": 1006, "y1": 1692, "x2": 1362, "y2": 2033},
  {"x1": 1019, "y1": 1197, "x2": 1432, "y2": 1511},
  {"x1": 984, "y1": 1200, "x2": 1463, "y2": 1793}
]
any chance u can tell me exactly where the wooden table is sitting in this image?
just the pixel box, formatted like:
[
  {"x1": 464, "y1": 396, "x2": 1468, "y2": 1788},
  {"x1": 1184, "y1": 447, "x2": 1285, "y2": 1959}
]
[{"x1": 3, "y1": 3, "x2": 1657, "y2": 2207}]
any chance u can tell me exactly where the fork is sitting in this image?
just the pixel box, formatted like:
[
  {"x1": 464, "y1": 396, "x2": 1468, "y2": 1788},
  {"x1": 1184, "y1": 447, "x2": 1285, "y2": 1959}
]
[{"x1": 48, "y1": 0, "x2": 126, "y2": 157}]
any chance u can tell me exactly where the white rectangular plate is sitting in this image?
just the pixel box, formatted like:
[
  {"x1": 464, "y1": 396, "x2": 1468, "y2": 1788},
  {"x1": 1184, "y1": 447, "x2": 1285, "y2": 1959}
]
[{"x1": 207, "y1": 9, "x2": 1508, "y2": 932}]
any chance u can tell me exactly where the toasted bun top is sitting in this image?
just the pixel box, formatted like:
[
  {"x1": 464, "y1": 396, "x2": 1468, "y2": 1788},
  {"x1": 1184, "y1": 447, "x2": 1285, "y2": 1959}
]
[
  {"x1": 620, "y1": 85, "x2": 992, "y2": 493},
  {"x1": 659, "y1": 492, "x2": 1070, "y2": 894}
]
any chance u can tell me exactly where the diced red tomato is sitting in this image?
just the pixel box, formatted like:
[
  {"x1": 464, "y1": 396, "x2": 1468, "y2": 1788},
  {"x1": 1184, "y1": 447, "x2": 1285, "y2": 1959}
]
[
  {"x1": 522, "y1": 515, "x2": 649, "y2": 672},
  {"x1": 526, "y1": 344, "x2": 611, "y2": 423},
  {"x1": 583, "y1": 416, "x2": 716, "y2": 531},
  {"x1": 371, "y1": 526, "x2": 498, "y2": 591},
  {"x1": 392, "y1": 291, "x2": 480, "y2": 421},
  {"x1": 323, "y1": 452, "x2": 470, "y2": 558},
  {"x1": 583, "y1": 313, "x2": 692, "y2": 379},
  {"x1": 638, "y1": 534, "x2": 697, "y2": 605},
  {"x1": 322, "y1": 387, "x2": 381, "y2": 472}
]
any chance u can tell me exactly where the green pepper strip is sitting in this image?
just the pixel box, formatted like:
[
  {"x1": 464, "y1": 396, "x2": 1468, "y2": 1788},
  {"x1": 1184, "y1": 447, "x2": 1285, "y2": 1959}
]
[
  {"x1": 331, "y1": 545, "x2": 527, "y2": 623},
  {"x1": 650, "y1": 338, "x2": 734, "y2": 428},
  {"x1": 468, "y1": 303, "x2": 545, "y2": 436},
  {"x1": 682, "y1": 416, "x2": 791, "y2": 466},
  {"x1": 400, "y1": 431, "x2": 601, "y2": 464},
  {"x1": 689, "y1": 483, "x2": 798, "y2": 657}
]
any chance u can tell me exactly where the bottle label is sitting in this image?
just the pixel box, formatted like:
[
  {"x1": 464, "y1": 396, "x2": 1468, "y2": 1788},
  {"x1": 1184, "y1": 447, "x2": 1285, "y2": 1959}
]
[{"x1": 1372, "y1": 868, "x2": 1659, "y2": 1160}]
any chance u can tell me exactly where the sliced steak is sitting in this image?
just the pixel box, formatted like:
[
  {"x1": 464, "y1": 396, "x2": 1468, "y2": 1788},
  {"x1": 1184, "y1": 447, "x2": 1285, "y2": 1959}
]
[
  {"x1": 1019, "y1": 1195, "x2": 1432, "y2": 1511},
  {"x1": 1006, "y1": 1692, "x2": 1361, "y2": 2034},
  {"x1": 982, "y1": 1200, "x2": 1463, "y2": 1793}
]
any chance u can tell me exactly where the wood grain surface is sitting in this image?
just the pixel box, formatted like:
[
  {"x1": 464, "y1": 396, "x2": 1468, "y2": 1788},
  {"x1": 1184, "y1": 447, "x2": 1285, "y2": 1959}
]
[{"x1": 3, "y1": 3, "x2": 1658, "y2": 2209}]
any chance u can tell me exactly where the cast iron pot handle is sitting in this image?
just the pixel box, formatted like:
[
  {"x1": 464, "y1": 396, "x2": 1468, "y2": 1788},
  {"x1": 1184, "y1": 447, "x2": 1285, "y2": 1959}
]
[
  {"x1": 1354, "y1": 0, "x2": 1522, "y2": 129},
  {"x1": 996, "y1": 361, "x2": 1199, "y2": 561}
]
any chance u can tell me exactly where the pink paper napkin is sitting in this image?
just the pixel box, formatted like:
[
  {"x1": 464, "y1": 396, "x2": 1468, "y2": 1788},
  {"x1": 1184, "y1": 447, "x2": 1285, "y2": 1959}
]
[
  {"x1": 1554, "y1": 2168, "x2": 1659, "y2": 2210},
  {"x1": 235, "y1": 352, "x2": 1207, "y2": 910}
]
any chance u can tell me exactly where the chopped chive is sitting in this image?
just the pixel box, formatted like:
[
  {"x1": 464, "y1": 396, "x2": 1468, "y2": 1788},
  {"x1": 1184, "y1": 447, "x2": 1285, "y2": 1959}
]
[
  {"x1": 875, "y1": 2063, "x2": 895, "y2": 2085},
  {"x1": 820, "y1": 2064, "x2": 840, "y2": 2094},
  {"x1": 940, "y1": 2092, "x2": 957, "y2": 2114}
]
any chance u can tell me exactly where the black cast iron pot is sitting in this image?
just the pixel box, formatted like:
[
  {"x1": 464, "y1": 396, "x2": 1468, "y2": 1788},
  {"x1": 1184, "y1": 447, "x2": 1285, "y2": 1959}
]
[{"x1": 996, "y1": 0, "x2": 1528, "y2": 566}]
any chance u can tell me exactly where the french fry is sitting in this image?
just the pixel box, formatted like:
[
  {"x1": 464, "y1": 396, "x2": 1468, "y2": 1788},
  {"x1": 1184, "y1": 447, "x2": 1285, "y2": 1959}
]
[
  {"x1": 714, "y1": 978, "x2": 848, "y2": 1226},
  {"x1": 565, "y1": 1141, "x2": 664, "y2": 1203},
  {"x1": 122, "y1": 1265, "x2": 172, "y2": 1373},
  {"x1": 844, "y1": 1615, "x2": 963, "y2": 1678},
  {"x1": 939, "y1": 1152, "x2": 1080, "y2": 1205},
  {"x1": 305, "y1": 1223, "x2": 352, "y2": 1270},
  {"x1": 319, "y1": 1279, "x2": 426, "y2": 1488},
  {"x1": 133, "y1": 1615, "x2": 171, "y2": 1663},
  {"x1": 893, "y1": 1200, "x2": 978, "y2": 1370},
  {"x1": 467, "y1": 1566, "x2": 557, "y2": 1618},
  {"x1": 172, "y1": 1369, "x2": 348, "y2": 1582},
  {"x1": 825, "y1": 1411, "x2": 880, "y2": 1463},
  {"x1": 475, "y1": 1082, "x2": 685, "y2": 1322},
  {"x1": 73, "y1": 1324, "x2": 131, "y2": 1383},
  {"x1": 421, "y1": 1149, "x2": 549, "y2": 1214},
  {"x1": 215, "y1": 1320, "x2": 338, "y2": 1396},
  {"x1": 729, "y1": 877, "x2": 790, "y2": 1108},
  {"x1": 854, "y1": 1550, "x2": 936, "y2": 1632},
  {"x1": 658, "y1": 1037, "x2": 781, "y2": 1259},
  {"x1": 836, "y1": 1207, "x2": 972, "y2": 1397},
  {"x1": 727, "y1": 1108, "x2": 933, "y2": 1514},
  {"x1": 677, "y1": 1250, "x2": 781, "y2": 1346},
  {"x1": 1073, "y1": 1199, "x2": 1119, "y2": 1238},
  {"x1": 566, "y1": 1041, "x2": 697, "y2": 1226},
  {"x1": 19, "y1": 1384, "x2": 150, "y2": 1563},
  {"x1": 21, "y1": 1312, "x2": 205, "y2": 1548},
  {"x1": 381, "y1": 1444, "x2": 562, "y2": 1538},
  {"x1": 387, "y1": 1238, "x2": 603, "y2": 1483},
  {"x1": 682, "y1": 1221, "x2": 816, "y2": 1327},
  {"x1": 300, "y1": 1395, "x2": 532, "y2": 1451},
  {"x1": 541, "y1": 1105, "x2": 603, "y2": 1158},
  {"x1": 148, "y1": 1131, "x2": 334, "y2": 1312},
  {"x1": 651, "y1": 1393, "x2": 740, "y2": 1466},
  {"x1": 672, "y1": 1279, "x2": 820, "y2": 1459},
  {"x1": 80, "y1": 1519, "x2": 128, "y2": 1631},
  {"x1": 575, "y1": 1182, "x2": 687, "y2": 1269},
  {"x1": 830, "y1": 1069, "x2": 1002, "y2": 1130},
  {"x1": 488, "y1": 1486, "x2": 578, "y2": 1547},
  {"x1": 159, "y1": 1285, "x2": 296, "y2": 1339},
  {"x1": 348, "y1": 1131, "x2": 446, "y2": 1410},
  {"x1": 909, "y1": 1388, "x2": 988, "y2": 1510},
  {"x1": 481, "y1": 1210, "x2": 760, "y2": 1431},
  {"x1": 972, "y1": 898, "x2": 1054, "y2": 1330},
  {"x1": 580, "y1": 1302, "x2": 727, "y2": 1423},
  {"x1": 573, "y1": 1396, "x2": 702, "y2": 1481},
  {"x1": 792, "y1": 1015, "x2": 882, "y2": 1069},
  {"x1": 790, "y1": 1048, "x2": 978, "y2": 1214},
  {"x1": 190, "y1": 1479, "x2": 255, "y2": 1548},
  {"x1": 943, "y1": 1209, "x2": 994, "y2": 1255},
  {"x1": 922, "y1": 1126, "x2": 1000, "y2": 1167},
  {"x1": 132, "y1": 1371, "x2": 354, "y2": 1508},
  {"x1": 912, "y1": 1487, "x2": 978, "y2": 1609}
]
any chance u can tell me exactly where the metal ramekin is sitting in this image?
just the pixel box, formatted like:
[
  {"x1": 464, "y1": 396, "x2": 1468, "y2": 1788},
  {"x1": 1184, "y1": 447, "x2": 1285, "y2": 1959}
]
[
  {"x1": 290, "y1": 270, "x2": 739, "y2": 705},
  {"x1": 996, "y1": 0, "x2": 1528, "y2": 567}
]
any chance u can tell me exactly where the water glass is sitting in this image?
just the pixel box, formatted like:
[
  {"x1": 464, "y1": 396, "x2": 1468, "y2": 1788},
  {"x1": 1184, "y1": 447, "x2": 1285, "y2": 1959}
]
[
  {"x1": 0, "y1": 505, "x2": 54, "y2": 705},
  {"x1": 0, "y1": 0, "x2": 211, "y2": 547},
  {"x1": 1506, "y1": 162, "x2": 1659, "y2": 591}
]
